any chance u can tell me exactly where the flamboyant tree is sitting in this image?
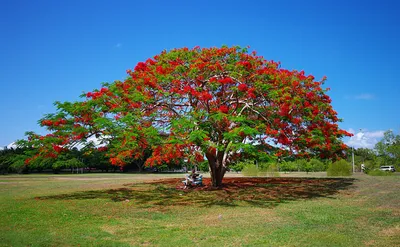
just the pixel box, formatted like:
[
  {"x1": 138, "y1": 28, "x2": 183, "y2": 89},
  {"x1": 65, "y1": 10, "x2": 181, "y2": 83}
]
[{"x1": 23, "y1": 46, "x2": 352, "y2": 187}]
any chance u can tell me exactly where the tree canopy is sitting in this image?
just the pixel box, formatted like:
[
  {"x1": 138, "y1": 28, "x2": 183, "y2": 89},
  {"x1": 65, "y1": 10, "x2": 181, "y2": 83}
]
[
  {"x1": 21, "y1": 46, "x2": 352, "y2": 186},
  {"x1": 375, "y1": 130, "x2": 400, "y2": 166}
]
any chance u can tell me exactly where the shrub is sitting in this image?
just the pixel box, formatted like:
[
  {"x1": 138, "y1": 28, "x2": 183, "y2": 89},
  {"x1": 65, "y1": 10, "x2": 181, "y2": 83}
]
[
  {"x1": 230, "y1": 161, "x2": 247, "y2": 172},
  {"x1": 240, "y1": 162, "x2": 281, "y2": 177},
  {"x1": 52, "y1": 160, "x2": 65, "y2": 170},
  {"x1": 295, "y1": 159, "x2": 308, "y2": 172},
  {"x1": 242, "y1": 164, "x2": 259, "y2": 177},
  {"x1": 10, "y1": 159, "x2": 28, "y2": 174},
  {"x1": 260, "y1": 163, "x2": 280, "y2": 177},
  {"x1": 367, "y1": 169, "x2": 393, "y2": 176},
  {"x1": 9, "y1": 154, "x2": 31, "y2": 174},
  {"x1": 327, "y1": 160, "x2": 352, "y2": 176},
  {"x1": 309, "y1": 159, "x2": 325, "y2": 172},
  {"x1": 64, "y1": 158, "x2": 85, "y2": 168},
  {"x1": 280, "y1": 161, "x2": 297, "y2": 173}
]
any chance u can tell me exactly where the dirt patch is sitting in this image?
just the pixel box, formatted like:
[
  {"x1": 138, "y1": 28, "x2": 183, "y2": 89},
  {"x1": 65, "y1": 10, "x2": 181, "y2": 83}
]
[
  {"x1": 379, "y1": 225, "x2": 400, "y2": 237},
  {"x1": 364, "y1": 240, "x2": 376, "y2": 246}
]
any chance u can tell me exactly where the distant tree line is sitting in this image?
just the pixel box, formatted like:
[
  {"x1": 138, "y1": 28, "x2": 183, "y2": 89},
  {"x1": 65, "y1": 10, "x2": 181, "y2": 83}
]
[
  {"x1": 1, "y1": 130, "x2": 398, "y2": 175},
  {"x1": 349, "y1": 130, "x2": 399, "y2": 171}
]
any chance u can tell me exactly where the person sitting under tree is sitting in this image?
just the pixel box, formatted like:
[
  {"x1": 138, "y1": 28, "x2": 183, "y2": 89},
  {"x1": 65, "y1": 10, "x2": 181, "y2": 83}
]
[
  {"x1": 190, "y1": 168, "x2": 199, "y2": 180},
  {"x1": 183, "y1": 168, "x2": 200, "y2": 189}
]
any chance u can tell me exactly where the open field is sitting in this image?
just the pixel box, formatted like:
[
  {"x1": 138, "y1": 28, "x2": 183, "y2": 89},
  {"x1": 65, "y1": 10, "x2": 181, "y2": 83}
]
[{"x1": 0, "y1": 172, "x2": 399, "y2": 247}]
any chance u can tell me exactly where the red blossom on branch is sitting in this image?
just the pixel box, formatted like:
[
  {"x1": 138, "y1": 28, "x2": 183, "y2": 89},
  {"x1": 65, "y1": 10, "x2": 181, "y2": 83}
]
[
  {"x1": 238, "y1": 84, "x2": 248, "y2": 92},
  {"x1": 219, "y1": 105, "x2": 229, "y2": 113}
]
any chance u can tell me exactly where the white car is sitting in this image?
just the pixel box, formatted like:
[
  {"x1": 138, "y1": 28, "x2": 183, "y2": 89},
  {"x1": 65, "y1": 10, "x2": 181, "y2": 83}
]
[{"x1": 379, "y1": 166, "x2": 396, "y2": 172}]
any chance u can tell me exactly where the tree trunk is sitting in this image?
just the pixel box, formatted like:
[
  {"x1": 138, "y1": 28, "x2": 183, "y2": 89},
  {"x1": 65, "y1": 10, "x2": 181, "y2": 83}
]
[
  {"x1": 135, "y1": 160, "x2": 143, "y2": 172},
  {"x1": 206, "y1": 151, "x2": 226, "y2": 188}
]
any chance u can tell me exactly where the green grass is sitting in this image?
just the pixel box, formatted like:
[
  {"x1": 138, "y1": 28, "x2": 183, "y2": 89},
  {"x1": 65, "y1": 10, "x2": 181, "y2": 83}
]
[
  {"x1": 367, "y1": 170, "x2": 394, "y2": 176},
  {"x1": 0, "y1": 172, "x2": 399, "y2": 246}
]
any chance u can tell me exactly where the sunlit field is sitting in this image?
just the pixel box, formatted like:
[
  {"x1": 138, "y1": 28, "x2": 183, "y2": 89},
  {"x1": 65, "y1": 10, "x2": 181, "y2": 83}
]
[{"x1": 1, "y1": 172, "x2": 399, "y2": 246}]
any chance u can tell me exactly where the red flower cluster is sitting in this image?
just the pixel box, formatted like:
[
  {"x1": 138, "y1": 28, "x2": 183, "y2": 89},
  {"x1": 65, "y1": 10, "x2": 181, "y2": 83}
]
[
  {"x1": 306, "y1": 92, "x2": 315, "y2": 100},
  {"x1": 145, "y1": 144, "x2": 184, "y2": 166},
  {"x1": 237, "y1": 61, "x2": 252, "y2": 70},
  {"x1": 41, "y1": 119, "x2": 67, "y2": 127},
  {"x1": 219, "y1": 105, "x2": 229, "y2": 113},
  {"x1": 218, "y1": 77, "x2": 234, "y2": 84},
  {"x1": 41, "y1": 120, "x2": 53, "y2": 126},
  {"x1": 279, "y1": 104, "x2": 290, "y2": 117},
  {"x1": 53, "y1": 119, "x2": 67, "y2": 126},
  {"x1": 72, "y1": 133, "x2": 85, "y2": 140},
  {"x1": 156, "y1": 66, "x2": 166, "y2": 75},
  {"x1": 277, "y1": 134, "x2": 291, "y2": 145},
  {"x1": 86, "y1": 88, "x2": 110, "y2": 99},
  {"x1": 195, "y1": 152, "x2": 204, "y2": 162},
  {"x1": 24, "y1": 158, "x2": 32, "y2": 165},
  {"x1": 199, "y1": 91, "x2": 213, "y2": 101},
  {"x1": 238, "y1": 84, "x2": 248, "y2": 92},
  {"x1": 266, "y1": 127, "x2": 279, "y2": 136},
  {"x1": 134, "y1": 62, "x2": 148, "y2": 72},
  {"x1": 97, "y1": 146, "x2": 108, "y2": 152},
  {"x1": 110, "y1": 157, "x2": 124, "y2": 166},
  {"x1": 52, "y1": 144, "x2": 64, "y2": 153},
  {"x1": 130, "y1": 102, "x2": 141, "y2": 108},
  {"x1": 248, "y1": 88, "x2": 256, "y2": 98}
]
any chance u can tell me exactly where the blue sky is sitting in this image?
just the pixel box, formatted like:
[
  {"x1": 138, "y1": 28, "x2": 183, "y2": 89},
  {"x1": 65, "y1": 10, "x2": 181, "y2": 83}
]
[{"x1": 1, "y1": 0, "x2": 399, "y2": 149}]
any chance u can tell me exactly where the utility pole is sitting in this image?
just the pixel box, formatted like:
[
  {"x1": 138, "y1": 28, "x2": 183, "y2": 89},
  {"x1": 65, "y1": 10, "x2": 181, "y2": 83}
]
[{"x1": 352, "y1": 146, "x2": 355, "y2": 173}]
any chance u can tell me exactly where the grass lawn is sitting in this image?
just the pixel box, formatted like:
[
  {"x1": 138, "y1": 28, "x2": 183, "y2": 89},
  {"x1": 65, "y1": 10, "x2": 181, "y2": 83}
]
[{"x1": 0, "y1": 172, "x2": 399, "y2": 247}]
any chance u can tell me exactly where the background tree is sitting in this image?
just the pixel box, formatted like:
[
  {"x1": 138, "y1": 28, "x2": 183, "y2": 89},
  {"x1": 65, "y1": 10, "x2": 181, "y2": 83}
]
[
  {"x1": 22, "y1": 46, "x2": 352, "y2": 187},
  {"x1": 354, "y1": 148, "x2": 376, "y2": 163},
  {"x1": 375, "y1": 130, "x2": 400, "y2": 168},
  {"x1": 279, "y1": 160, "x2": 297, "y2": 173}
]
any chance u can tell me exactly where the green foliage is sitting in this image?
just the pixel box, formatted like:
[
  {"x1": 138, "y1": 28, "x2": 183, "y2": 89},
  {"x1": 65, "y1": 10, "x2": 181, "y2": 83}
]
[
  {"x1": 230, "y1": 161, "x2": 247, "y2": 172},
  {"x1": 241, "y1": 162, "x2": 280, "y2": 177},
  {"x1": 327, "y1": 160, "x2": 352, "y2": 176},
  {"x1": 367, "y1": 169, "x2": 394, "y2": 176},
  {"x1": 241, "y1": 164, "x2": 259, "y2": 177},
  {"x1": 374, "y1": 130, "x2": 400, "y2": 170},
  {"x1": 259, "y1": 163, "x2": 280, "y2": 177},
  {"x1": 279, "y1": 161, "x2": 297, "y2": 172},
  {"x1": 9, "y1": 159, "x2": 27, "y2": 174},
  {"x1": 354, "y1": 148, "x2": 376, "y2": 162},
  {"x1": 0, "y1": 147, "x2": 33, "y2": 174},
  {"x1": 309, "y1": 159, "x2": 326, "y2": 172},
  {"x1": 52, "y1": 160, "x2": 65, "y2": 170},
  {"x1": 0, "y1": 151, "x2": 13, "y2": 174},
  {"x1": 54, "y1": 158, "x2": 85, "y2": 170},
  {"x1": 235, "y1": 158, "x2": 330, "y2": 174},
  {"x1": 295, "y1": 159, "x2": 309, "y2": 172},
  {"x1": 197, "y1": 160, "x2": 209, "y2": 172}
]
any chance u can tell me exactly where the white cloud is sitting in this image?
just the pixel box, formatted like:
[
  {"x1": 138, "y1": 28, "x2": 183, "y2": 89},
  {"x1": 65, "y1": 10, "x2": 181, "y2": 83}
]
[
  {"x1": 344, "y1": 93, "x2": 376, "y2": 100},
  {"x1": 73, "y1": 135, "x2": 109, "y2": 150},
  {"x1": 345, "y1": 129, "x2": 385, "y2": 149},
  {"x1": 354, "y1": 93, "x2": 375, "y2": 100},
  {"x1": 0, "y1": 142, "x2": 19, "y2": 150},
  {"x1": 7, "y1": 142, "x2": 17, "y2": 149}
]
